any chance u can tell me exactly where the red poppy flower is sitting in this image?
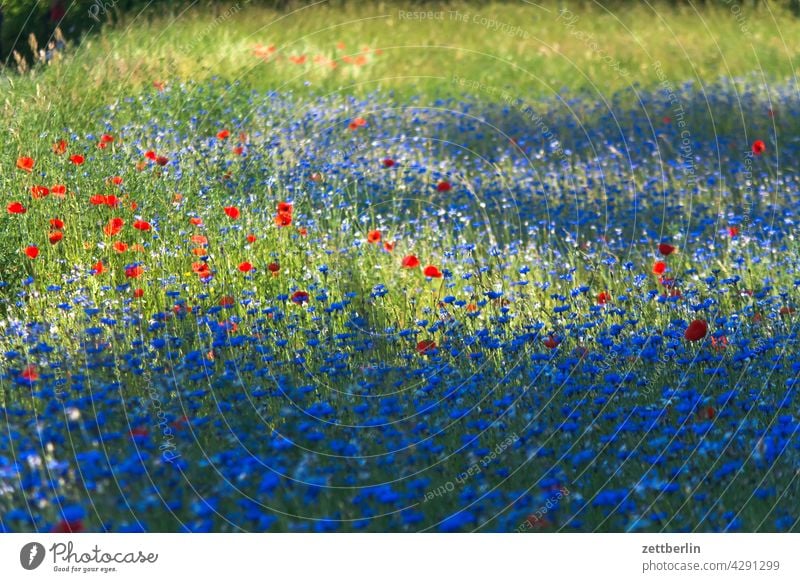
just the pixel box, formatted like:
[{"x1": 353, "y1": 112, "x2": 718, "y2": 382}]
[
  {"x1": 268, "y1": 262, "x2": 280, "y2": 274},
  {"x1": 348, "y1": 117, "x2": 366, "y2": 130},
  {"x1": 219, "y1": 296, "x2": 235, "y2": 307},
  {"x1": 382, "y1": 158, "x2": 395, "y2": 168},
  {"x1": 130, "y1": 426, "x2": 148, "y2": 438},
  {"x1": 652, "y1": 261, "x2": 666, "y2": 275},
  {"x1": 423, "y1": 265, "x2": 443, "y2": 278},
  {"x1": 367, "y1": 230, "x2": 381, "y2": 243},
  {"x1": 416, "y1": 340, "x2": 436, "y2": 355},
  {"x1": 7, "y1": 201, "x2": 27, "y2": 214},
  {"x1": 684, "y1": 319, "x2": 708, "y2": 342},
  {"x1": 49, "y1": 231, "x2": 64, "y2": 245},
  {"x1": 291, "y1": 290, "x2": 310, "y2": 304},
  {"x1": 701, "y1": 406, "x2": 716, "y2": 420},
  {"x1": 190, "y1": 217, "x2": 203, "y2": 226},
  {"x1": 246, "y1": 234, "x2": 256, "y2": 243},
  {"x1": 100, "y1": 134, "x2": 114, "y2": 143},
  {"x1": 238, "y1": 261, "x2": 253, "y2": 272},
  {"x1": 155, "y1": 155, "x2": 169, "y2": 166},
  {"x1": 170, "y1": 415, "x2": 189, "y2": 430},
  {"x1": 190, "y1": 234, "x2": 208, "y2": 246},
  {"x1": 436, "y1": 181, "x2": 452, "y2": 192},
  {"x1": 105, "y1": 195, "x2": 120, "y2": 207},
  {"x1": 297, "y1": 227, "x2": 307, "y2": 236},
  {"x1": 751, "y1": 140, "x2": 766, "y2": 155},
  {"x1": 224, "y1": 206, "x2": 240, "y2": 219},
  {"x1": 133, "y1": 288, "x2": 144, "y2": 298},
  {"x1": 52, "y1": 140, "x2": 68, "y2": 155},
  {"x1": 144, "y1": 150, "x2": 157, "y2": 161},
  {"x1": 192, "y1": 262, "x2": 212, "y2": 279},
  {"x1": 544, "y1": 336, "x2": 560, "y2": 349},
  {"x1": 16, "y1": 156, "x2": 35, "y2": 172},
  {"x1": 277, "y1": 201, "x2": 293, "y2": 214},
  {"x1": 103, "y1": 217, "x2": 124, "y2": 237},
  {"x1": 20, "y1": 365, "x2": 38, "y2": 382},
  {"x1": 69, "y1": 154, "x2": 85, "y2": 165},
  {"x1": 275, "y1": 213, "x2": 292, "y2": 227},
  {"x1": 91, "y1": 261, "x2": 105, "y2": 275},
  {"x1": 133, "y1": 220, "x2": 152, "y2": 231},
  {"x1": 51, "y1": 184, "x2": 67, "y2": 197},
  {"x1": 25, "y1": 246, "x2": 39, "y2": 259},
  {"x1": 49, "y1": 218, "x2": 64, "y2": 229},
  {"x1": 658, "y1": 243, "x2": 676, "y2": 256},
  {"x1": 31, "y1": 185, "x2": 49, "y2": 199},
  {"x1": 728, "y1": 226, "x2": 739, "y2": 238},
  {"x1": 111, "y1": 176, "x2": 123, "y2": 186},
  {"x1": 401, "y1": 255, "x2": 420, "y2": 268},
  {"x1": 113, "y1": 241, "x2": 128, "y2": 253},
  {"x1": 597, "y1": 291, "x2": 611, "y2": 305},
  {"x1": 383, "y1": 241, "x2": 395, "y2": 252},
  {"x1": 90, "y1": 194, "x2": 106, "y2": 206},
  {"x1": 217, "y1": 129, "x2": 230, "y2": 139},
  {"x1": 125, "y1": 265, "x2": 144, "y2": 279}
]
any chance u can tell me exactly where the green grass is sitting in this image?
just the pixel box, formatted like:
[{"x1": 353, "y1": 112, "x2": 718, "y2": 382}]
[{"x1": 4, "y1": 1, "x2": 800, "y2": 117}]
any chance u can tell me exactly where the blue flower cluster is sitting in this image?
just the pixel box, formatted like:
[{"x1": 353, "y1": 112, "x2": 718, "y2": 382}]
[{"x1": 0, "y1": 78, "x2": 798, "y2": 532}]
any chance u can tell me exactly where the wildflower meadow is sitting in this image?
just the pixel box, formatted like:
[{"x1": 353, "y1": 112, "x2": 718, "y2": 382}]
[{"x1": 1, "y1": 1, "x2": 799, "y2": 536}]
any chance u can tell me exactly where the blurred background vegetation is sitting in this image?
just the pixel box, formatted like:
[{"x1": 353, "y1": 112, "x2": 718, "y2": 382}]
[
  {"x1": 1, "y1": 0, "x2": 798, "y2": 64},
  {"x1": 1, "y1": 0, "x2": 799, "y2": 123}
]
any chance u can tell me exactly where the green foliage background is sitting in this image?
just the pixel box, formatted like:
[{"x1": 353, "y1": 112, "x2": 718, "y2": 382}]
[{"x1": 1, "y1": 0, "x2": 798, "y2": 63}]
